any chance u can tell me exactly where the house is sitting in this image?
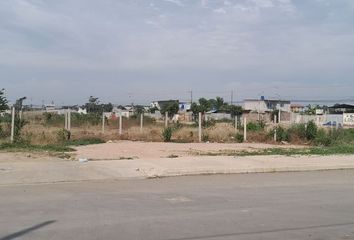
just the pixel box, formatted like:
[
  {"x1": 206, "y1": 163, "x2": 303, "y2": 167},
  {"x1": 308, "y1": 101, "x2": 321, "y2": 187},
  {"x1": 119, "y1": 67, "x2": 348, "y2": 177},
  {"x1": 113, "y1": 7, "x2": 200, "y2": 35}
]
[
  {"x1": 290, "y1": 104, "x2": 304, "y2": 113},
  {"x1": 329, "y1": 104, "x2": 354, "y2": 114},
  {"x1": 244, "y1": 97, "x2": 291, "y2": 113},
  {"x1": 179, "y1": 102, "x2": 191, "y2": 112},
  {"x1": 45, "y1": 103, "x2": 56, "y2": 112},
  {"x1": 77, "y1": 107, "x2": 87, "y2": 114},
  {"x1": 112, "y1": 105, "x2": 133, "y2": 118}
]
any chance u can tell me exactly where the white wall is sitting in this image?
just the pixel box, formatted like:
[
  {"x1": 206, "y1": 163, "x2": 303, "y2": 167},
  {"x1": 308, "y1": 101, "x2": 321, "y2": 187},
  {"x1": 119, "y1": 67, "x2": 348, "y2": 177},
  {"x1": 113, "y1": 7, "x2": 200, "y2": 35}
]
[
  {"x1": 290, "y1": 113, "x2": 343, "y2": 126},
  {"x1": 343, "y1": 113, "x2": 354, "y2": 126},
  {"x1": 244, "y1": 101, "x2": 268, "y2": 113},
  {"x1": 244, "y1": 100, "x2": 290, "y2": 113}
]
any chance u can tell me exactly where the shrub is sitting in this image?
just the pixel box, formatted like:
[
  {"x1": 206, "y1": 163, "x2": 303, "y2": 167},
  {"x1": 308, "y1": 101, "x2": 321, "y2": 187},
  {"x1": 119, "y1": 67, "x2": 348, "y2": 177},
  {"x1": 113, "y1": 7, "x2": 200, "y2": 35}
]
[
  {"x1": 247, "y1": 121, "x2": 265, "y2": 132},
  {"x1": 0, "y1": 124, "x2": 10, "y2": 139},
  {"x1": 202, "y1": 133, "x2": 209, "y2": 142},
  {"x1": 275, "y1": 126, "x2": 289, "y2": 142},
  {"x1": 162, "y1": 127, "x2": 173, "y2": 142},
  {"x1": 203, "y1": 119, "x2": 216, "y2": 128},
  {"x1": 173, "y1": 121, "x2": 183, "y2": 130},
  {"x1": 306, "y1": 121, "x2": 317, "y2": 140},
  {"x1": 13, "y1": 118, "x2": 27, "y2": 143},
  {"x1": 43, "y1": 112, "x2": 64, "y2": 126},
  {"x1": 287, "y1": 123, "x2": 306, "y2": 140},
  {"x1": 235, "y1": 133, "x2": 244, "y2": 143},
  {"x1": 57, "y1": 129, "x2": 71, "y2": 143},
  {"x1": 314, "y1": 129, "x2": 332, "y2": 146}
]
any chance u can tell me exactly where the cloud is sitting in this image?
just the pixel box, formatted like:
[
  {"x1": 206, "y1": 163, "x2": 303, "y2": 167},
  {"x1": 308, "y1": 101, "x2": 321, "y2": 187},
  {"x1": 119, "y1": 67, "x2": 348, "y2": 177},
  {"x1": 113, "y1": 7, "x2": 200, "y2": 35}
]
[
  {"x1": 213, "y1": 8, "x2": 227, "y2": 14},
  {"x1": 0, "y1": 0, "x2": 354, "y2": 103},
  {"x1": 163, "y1": 0, "x2": 184, "y2": 7}
]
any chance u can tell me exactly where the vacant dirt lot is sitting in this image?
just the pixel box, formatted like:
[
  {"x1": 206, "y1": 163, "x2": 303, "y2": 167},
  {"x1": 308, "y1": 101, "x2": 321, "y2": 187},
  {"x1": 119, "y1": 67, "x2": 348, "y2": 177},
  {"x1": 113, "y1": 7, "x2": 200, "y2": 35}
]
[{"x1": 74, "y1": 141, "x2": 306, "y2": 160}]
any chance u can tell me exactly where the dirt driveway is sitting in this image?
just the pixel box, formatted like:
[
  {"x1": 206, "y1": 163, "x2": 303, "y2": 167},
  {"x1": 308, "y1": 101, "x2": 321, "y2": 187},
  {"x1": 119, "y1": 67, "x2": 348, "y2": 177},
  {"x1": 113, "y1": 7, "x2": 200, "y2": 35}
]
[{"x1": 74, "y1": 141, "x2": 305, "y2": 160}]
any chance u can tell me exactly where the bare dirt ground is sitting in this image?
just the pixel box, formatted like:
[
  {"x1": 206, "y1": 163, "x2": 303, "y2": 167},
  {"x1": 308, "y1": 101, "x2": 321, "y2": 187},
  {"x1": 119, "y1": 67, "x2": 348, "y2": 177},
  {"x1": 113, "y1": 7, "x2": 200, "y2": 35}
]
[
  {"x1": 0, "y1": 152, "x2": 62, "y2": 163},
  {"x1": 1, "y1": 141, "x2": 354, "y2": 185},
  {"x1": 74, "y1": 141, "x2": 306, "y2": 160}
]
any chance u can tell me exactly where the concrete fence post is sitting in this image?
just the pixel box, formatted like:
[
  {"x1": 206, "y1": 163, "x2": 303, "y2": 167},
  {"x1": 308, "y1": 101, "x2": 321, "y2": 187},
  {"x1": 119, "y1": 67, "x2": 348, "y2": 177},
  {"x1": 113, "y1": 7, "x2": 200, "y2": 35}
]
[
  {"x1": 234, "y1": 116, "x2": 238, "y2": 134},
  {"x1": 140, "y1": 113, "x2": 143, "y2": 133},
  {"x1": 68, "y1": 109, "x2": 71, "y2": 131},
  {"x1": 10, "y1": 106, "x2": 15, "y2": 143},
  {"x1": 165, "y1": 112, "x2": 168, "y2": 128},
  {"x1": 119, "y1": 113, "x2": 123, "y2": 135},
  {"x1": 274, "y1": 115, "x2": 277, "y2": 142},
  {"x1": 102, "y1": 112, "x2": 105, "y2": 134},
  {"x1": 243, "y1": 117, "x2": 247, "y2": 142},
  {"x1": 198, "y1": 112, "x2": 202, "y2": 142},
  {"x1": 64, "y1": 110, "x2": 68, "y2": 130}
]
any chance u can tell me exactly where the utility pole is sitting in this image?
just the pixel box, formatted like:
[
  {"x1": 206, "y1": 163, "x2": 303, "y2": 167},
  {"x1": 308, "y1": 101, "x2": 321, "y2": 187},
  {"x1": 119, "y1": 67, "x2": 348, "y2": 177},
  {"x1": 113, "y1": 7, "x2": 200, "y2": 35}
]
[{"x1": 188, "y1": 90, "x2": 193, "y2": 105}]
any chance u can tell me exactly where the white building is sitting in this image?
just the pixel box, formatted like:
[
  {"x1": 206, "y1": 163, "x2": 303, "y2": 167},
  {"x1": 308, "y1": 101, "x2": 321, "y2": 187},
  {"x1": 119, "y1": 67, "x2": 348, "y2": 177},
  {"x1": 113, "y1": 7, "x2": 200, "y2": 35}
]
[
  {"x1": 244, "y1": 97, "x2": 291, "y2": 113},
  {"x1": 179, "y1": 102, "x2": 191, "y2": 112}
]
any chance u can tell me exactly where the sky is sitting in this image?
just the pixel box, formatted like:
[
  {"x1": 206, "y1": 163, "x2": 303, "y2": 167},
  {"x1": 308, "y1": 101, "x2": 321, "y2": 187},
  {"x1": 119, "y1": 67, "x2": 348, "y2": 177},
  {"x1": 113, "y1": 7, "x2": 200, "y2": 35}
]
[{"x1": 1, "y1": 0, "x2": 354, "y2": 106}]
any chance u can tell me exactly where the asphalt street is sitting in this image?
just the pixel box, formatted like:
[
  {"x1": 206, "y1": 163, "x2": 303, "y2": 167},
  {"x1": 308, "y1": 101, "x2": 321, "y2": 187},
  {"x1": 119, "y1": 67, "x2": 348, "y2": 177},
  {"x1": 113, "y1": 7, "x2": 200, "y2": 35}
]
[{"x1": 1, "y1": 170, "x2": 354, "y2": 240}]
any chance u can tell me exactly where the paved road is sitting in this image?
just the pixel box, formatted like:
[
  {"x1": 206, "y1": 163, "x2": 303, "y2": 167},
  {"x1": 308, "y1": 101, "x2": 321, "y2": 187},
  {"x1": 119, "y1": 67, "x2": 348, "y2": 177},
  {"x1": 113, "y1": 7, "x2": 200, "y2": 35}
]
[{"x1": 1, "y1": 170, "x2": 354, "y2": 240}]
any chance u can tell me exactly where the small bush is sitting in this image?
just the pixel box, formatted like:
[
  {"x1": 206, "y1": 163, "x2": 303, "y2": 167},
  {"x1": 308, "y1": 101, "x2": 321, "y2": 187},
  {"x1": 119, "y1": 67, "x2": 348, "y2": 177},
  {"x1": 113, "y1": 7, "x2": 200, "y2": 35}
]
[
  {"x1": 43, "y1": 112, "x2": 64, "y2": 126},
  {"x1": 173, "y1": 121, "x2": 183, "y2": 130},
  {"x1": 274, "y1": 126, "x2": 289, "y2": 142},
  {"x1": 57, "y1": 129, "x2": 71, "y2": 143},
  {"x1": 235, "y1": 133, "x2": 244, "y2": 143},
  {"x1": 314, "y1": 129, "x2": 332, "y2": 146},
  {"x1": 0, "y1": 125, "x2": 9, "y2": 138},
  {"x1": 247, "y1": 121, "x2": 265, "y2": 132},
  {"x1": 162, "y1": 127, "x2": 173, "y2": 142},
  {"x1": 202, "y1": 133, "x2": 210, "y2": 142},
  {"x1": 203, "y1": 119, "x2": 216, "y2": 128},
  {"x1": 287, "y1": 123, "x2": 306, "y2": 140},
  {"x1": 306, "y1": 121, "x2": 317, "y2": 140}
]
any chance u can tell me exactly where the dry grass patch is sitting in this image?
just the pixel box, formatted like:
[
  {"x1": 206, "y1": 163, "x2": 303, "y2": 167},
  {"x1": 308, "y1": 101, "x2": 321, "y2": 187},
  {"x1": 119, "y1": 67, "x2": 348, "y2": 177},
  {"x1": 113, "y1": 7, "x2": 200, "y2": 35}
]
[{"x1": 204, "y1": 123, "x2": 235, "y2": 142}]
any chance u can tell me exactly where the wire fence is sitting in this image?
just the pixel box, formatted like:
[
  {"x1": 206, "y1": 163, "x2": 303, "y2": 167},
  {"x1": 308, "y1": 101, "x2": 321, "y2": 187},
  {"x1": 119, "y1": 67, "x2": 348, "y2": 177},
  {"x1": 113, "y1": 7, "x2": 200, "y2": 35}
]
[{"x1": 1, "y1": 109, "x2": 353, "y2": 146}]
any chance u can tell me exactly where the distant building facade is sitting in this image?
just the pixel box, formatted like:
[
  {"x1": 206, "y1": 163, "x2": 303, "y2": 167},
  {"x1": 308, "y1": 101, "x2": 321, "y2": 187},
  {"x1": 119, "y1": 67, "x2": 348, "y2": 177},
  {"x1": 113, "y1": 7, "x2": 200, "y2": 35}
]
[{"x1": 244, "y1": 97, "x2": 291, "y2": 113}]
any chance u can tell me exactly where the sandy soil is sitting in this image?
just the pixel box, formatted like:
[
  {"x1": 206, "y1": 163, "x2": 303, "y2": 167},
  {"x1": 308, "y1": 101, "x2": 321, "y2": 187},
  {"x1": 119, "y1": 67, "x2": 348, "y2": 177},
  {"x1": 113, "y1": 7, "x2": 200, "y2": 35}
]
[
  {"x1": 74, "y1": 141, "x2": 306, "y2": 160},
  {"x1": 0, "y1": 152, "x2": 63, "y2": 163}
]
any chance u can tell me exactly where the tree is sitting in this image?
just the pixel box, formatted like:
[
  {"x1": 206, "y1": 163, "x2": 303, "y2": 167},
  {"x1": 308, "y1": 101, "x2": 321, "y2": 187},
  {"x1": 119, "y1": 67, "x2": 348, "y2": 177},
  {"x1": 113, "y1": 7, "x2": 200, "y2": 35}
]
[
  {"x1": 14, "y1": 97, "x2": 26, "y2": 111},
  {"x1": 304, "y1": 105, "x2": 316, "y2": 115},
  {"x1": 148, "y1": 106, "x2": 159, "y2": 113},
  {"x1": 198, "y1": 98, "x2": 211, "y2": 113},
  {"x1": 215, "y1": 97, "x2": 225, "y2": 111},
  {"x1": 83, "y1": 96, "x2": 113, "y2": 114},
  {"x1": 160, "y1": 102, "x2": 179, "y2": 118},
  {"x1": 0, "y1": 89, "x2": 8, "y2": 112},
  {"x1": 133, "y1": 105, "x2": 145, "y2": 116},
  {"x1": 84, "y1": 96, "x2": 101, "y2": 113},
  {"x1": 102, "y1": 102, "x2": 113, "y2": 113},
  {"x1": 306, "y1": 120, "x2": 317, "y2": 140},
  {"x1": 222, "y1": 105, "x2": 243, "y2": 117},
  {"x1": 13, "y1": 96, "x2": 27, "y2": 142}
]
